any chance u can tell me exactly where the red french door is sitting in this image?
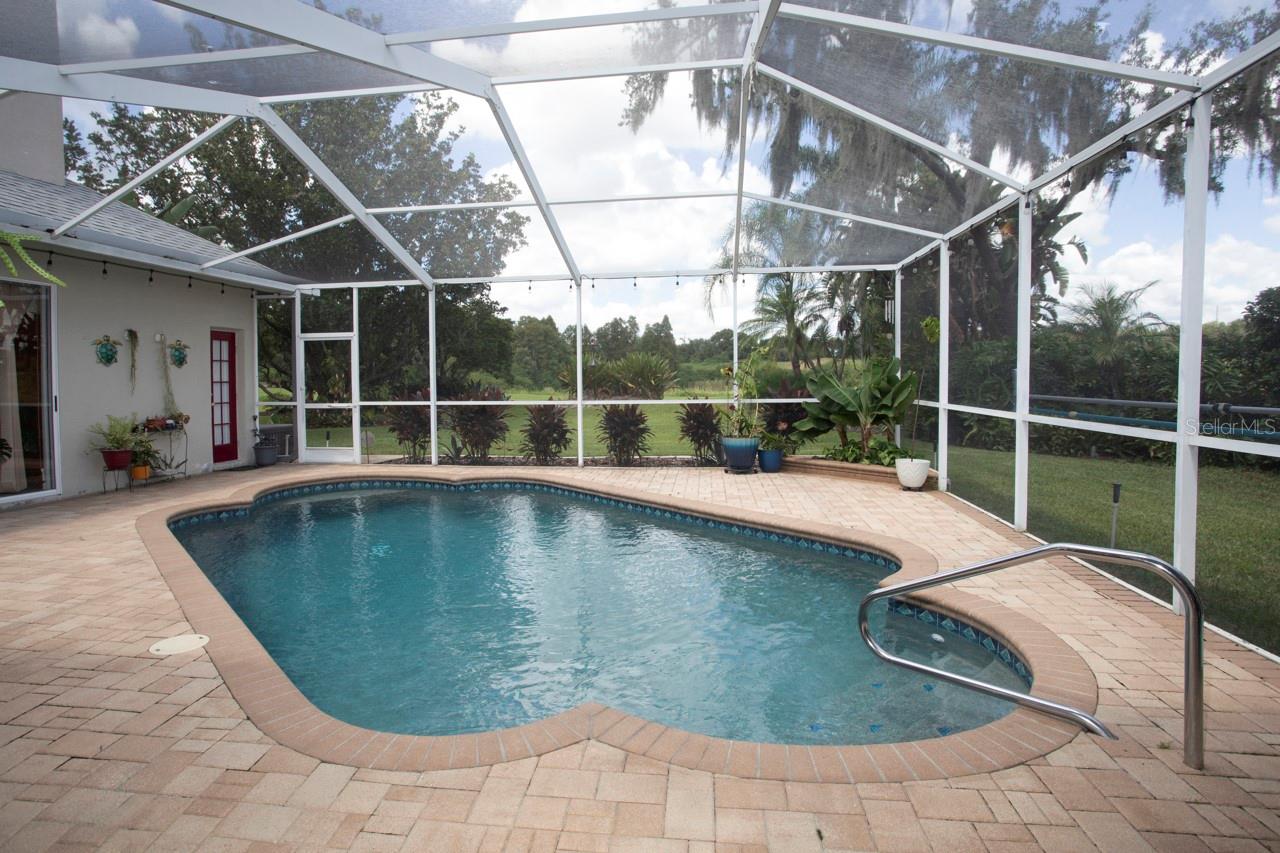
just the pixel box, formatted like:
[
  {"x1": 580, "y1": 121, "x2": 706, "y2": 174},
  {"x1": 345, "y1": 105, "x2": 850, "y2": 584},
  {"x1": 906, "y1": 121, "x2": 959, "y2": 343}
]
[{"x1": 210, "y1": 330, "x2": 238, "y2": 463}]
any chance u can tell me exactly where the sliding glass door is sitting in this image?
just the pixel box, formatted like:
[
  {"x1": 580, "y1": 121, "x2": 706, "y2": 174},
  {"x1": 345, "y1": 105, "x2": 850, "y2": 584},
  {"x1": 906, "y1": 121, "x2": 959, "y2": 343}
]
[{"x1": 0, "y1": 280, "x2": 55, "y2": 498}]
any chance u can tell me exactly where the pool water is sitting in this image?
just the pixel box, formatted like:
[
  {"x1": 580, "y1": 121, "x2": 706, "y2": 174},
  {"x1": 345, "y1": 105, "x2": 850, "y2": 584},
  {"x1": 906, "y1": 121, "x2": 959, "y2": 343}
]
[{"x1": 174, "y1": 485, "x2": 1028, "y2": 744}]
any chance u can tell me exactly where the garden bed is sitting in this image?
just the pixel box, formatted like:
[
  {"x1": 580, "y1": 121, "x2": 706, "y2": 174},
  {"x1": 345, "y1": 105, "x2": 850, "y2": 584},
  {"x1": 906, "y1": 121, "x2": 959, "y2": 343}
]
[{"x1": 782, "y1": 455, "x2": 939, "y2": 490}]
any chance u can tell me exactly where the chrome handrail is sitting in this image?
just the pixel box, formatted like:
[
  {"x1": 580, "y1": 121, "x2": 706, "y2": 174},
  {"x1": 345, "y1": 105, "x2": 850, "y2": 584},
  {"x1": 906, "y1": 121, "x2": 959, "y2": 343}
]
[{"x1": 859, "y1": 542, "x2": 1204, "y2": 769}]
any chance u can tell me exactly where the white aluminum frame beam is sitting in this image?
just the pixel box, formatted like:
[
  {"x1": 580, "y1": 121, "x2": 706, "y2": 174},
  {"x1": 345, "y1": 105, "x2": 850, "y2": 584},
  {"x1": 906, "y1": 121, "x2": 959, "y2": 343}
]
[
  {"x1": 368, "y1": 191, "x2": 738, "y2": 216},
  {"x1": 1028, "y1": 29, "x2": 1280, "y2": 194},
  {"x1": 487, "y1": 87, "x2": 582, "y2": 283},
  {"x1": 53, "y1": 115, "x2": 241, "y2": 238},
  {"x1": 731, "y1": 0, "x2": 781, "y2": 278},
  {"x1": 756, "y1": 64, "x2": 1024, "y2": 190},
  {"x1": 745, "y1": 192, "x2": 944, "y2": 238},
  {"x1": 1173, "y1": 94, "x2": 1211, "y2": 595},
  {"x1": 250, "y1": 104, "x2": 435, "y2": 287},
  {"x1": 1013, "y1": 193, "x2": 1032, "y2": 529},
  {"x1": 0, "y1": 56, "x2": 257, "y2": 115},
  {"x1": 156, "y1": 0, "x2": 492, "y2": 98},
  {"x1": 390, "y1": 3, "x2": 759, "y2": 45},
  {"x1": 60, "y1": 44, "x2": 313, "y2": 76},
  {"x1": 778, "y1": 4, "x2": 1199, "y2": 91},
  {"x1": 494, "y1": 58, "x2": 741, "y2": 87},
  {"x1": 201, "y1": 214, "x2": 355, "y2": 270}
]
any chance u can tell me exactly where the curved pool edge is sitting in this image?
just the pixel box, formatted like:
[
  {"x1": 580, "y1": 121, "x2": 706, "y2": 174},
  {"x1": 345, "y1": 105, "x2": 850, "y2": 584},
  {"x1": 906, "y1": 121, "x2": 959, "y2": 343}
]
[{"x1": 134, "y1": 466, "x2": 1099, "y2": 783}]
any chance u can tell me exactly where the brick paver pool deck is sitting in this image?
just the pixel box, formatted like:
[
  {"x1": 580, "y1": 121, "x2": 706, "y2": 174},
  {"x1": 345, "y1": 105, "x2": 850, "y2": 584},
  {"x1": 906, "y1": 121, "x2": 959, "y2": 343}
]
[{"x1": 1, "y1": 465, "x2": 1278, "y2": 852}]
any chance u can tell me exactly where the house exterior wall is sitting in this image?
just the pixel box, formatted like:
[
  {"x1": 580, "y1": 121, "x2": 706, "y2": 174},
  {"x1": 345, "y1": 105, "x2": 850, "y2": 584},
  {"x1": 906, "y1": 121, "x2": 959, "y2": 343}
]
[{"x1": 6, "y1": 253, "x2": 256, "y2": 499}]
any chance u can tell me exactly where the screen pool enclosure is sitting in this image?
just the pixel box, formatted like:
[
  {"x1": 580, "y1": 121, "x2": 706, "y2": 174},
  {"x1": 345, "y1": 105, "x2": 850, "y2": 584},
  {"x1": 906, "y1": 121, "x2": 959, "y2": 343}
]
[{"x1": 3, "y1": 1, "x2": 1279, "y2": 600}]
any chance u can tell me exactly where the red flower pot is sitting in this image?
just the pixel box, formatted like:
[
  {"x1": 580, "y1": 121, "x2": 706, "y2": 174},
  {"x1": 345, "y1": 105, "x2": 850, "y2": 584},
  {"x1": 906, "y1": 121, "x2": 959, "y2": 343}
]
[{"x1": 100, "y1": 449, "x2": 133, "y2": 471}]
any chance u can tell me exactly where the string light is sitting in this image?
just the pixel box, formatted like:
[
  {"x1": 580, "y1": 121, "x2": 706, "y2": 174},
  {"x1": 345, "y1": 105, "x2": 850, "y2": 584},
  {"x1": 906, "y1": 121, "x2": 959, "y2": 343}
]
[
  {"x1": 45, "y1": 252, "x2": 53, "y2": 269},
  {"x1": 632, "y1": 276, "x2": 637, "y2": 288},
  {"x1": 220, "y1": 283, "x2": 225, "y2": 295},
  {"x1": 147, "y1": 269, "x2": 154, "y2": 284},
  {"x1": 528, "y1": 279, "x2": 532, "y2": 292},
  {"x1": 590, "y1": 277, "x2": 594, "y2": 289},
  {"x1": 187, "y1": 276, "x2": 193, "y2": 288},
  {"x1": 101, "y1": 261, "x2": 108, "y2": 278},
  {"x1": 676, "y1": 274, "x2": 680, "y2": 287}
]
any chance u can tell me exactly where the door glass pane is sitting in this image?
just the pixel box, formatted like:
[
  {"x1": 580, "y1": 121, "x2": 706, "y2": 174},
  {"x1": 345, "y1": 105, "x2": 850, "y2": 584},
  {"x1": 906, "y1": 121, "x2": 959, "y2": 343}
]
[
  {"x1": 305, "y1": 408, "x2": 354, "y2": 450},
  {"x1": 304, "y1": 340, "x2": 352, "y2": 404},
  {"x1": 0, "y1": 282, "x2": 54, "y2": 495}
]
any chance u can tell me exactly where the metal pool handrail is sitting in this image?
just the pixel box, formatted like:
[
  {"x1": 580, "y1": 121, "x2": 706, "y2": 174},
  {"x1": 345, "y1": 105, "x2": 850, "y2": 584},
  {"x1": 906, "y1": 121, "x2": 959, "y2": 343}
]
[{"x1": 859, "y1": 542, "x2": 1205, "y2": 769}]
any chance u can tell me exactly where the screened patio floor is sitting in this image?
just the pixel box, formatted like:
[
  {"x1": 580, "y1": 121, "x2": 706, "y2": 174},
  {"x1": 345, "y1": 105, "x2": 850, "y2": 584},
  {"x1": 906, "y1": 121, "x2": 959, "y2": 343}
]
[{"x1": 1, "y1": 466, "x2": 1277, "y2": 852}]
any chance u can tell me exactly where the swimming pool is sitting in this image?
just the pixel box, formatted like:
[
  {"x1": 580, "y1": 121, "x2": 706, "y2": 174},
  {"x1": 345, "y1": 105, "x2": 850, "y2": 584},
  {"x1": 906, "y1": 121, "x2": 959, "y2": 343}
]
[{"x1": 172, "y1": 481, "x2": 1030, "y2": 745}]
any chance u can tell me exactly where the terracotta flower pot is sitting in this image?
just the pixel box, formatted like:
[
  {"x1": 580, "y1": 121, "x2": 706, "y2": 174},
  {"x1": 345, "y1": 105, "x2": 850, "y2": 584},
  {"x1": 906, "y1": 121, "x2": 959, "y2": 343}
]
[{"x1": 130, "y1": 464, "x2": 152, "y2": 482}]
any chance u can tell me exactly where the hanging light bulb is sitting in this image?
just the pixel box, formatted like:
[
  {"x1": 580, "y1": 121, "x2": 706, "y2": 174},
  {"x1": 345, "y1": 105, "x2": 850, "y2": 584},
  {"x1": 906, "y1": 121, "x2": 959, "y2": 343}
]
[
  {"x1": 590, "y1": 277, "x2": 595, "y2": 290},
  {"x1": 220, "y1": 283, "x2": 225, "y2": 295},
  {"x1": 101, "y1": 261, "x2": 108, "y2": 278},
  {"x1": 676, "y1": 274, "x2": 680, "y2": 287},
  {"x1": 187, "y1": 276, "x2": 193, "y2": 289},
  {"x1": 46, "y1": 252, "x2": 53, "y2": 269},
  {"x1": 528, "y1": 279, "x2": 532, "y2": 292},
  {"x1": 632, "y1": 276, "x2": 637, "y2": 288},
  {"x1": 148, "y1": 269, "x2": 154, "y2": 284}
]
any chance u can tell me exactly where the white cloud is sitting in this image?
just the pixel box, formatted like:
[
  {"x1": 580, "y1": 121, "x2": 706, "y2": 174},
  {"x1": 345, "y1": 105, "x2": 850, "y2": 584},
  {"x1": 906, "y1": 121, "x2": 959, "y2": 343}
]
[
  {"x1": 58, "y1": 1, "x2": 140, "y2": 61},
  {"x1": 1059, "y1": 204, "x2": 1280, "y2": 325}
]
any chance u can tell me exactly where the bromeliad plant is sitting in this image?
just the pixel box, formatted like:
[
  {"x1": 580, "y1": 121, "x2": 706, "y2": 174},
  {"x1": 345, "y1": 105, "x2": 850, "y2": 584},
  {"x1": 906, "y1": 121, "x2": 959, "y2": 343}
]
[{"x1": 794, "y1": 358, "x2": 918, "y2": 462}]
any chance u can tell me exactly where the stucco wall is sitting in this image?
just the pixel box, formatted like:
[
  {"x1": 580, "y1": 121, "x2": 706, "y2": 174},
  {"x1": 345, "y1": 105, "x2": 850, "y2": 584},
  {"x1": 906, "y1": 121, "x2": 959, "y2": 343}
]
[{"x1": 6, "y1": 253, "x2": 256, "y2": 498}]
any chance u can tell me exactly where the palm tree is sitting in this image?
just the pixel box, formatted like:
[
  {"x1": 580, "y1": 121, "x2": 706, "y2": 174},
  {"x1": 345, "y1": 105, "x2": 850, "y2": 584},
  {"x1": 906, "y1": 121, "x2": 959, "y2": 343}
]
[
  {"x1": 1069, "y1": 280, "x2": 1168, "y2": 397},
  {"x1": 740, "y1": 274, "x2": 828, "y2": 376}
]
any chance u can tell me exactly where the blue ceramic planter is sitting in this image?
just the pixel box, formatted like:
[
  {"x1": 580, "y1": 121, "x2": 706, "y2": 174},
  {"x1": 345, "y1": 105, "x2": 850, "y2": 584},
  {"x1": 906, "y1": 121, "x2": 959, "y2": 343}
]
[
  {"x1": 757, "y1": 448, "x2": 783, "y2": 473},
  {"x1": 721, "y1": 437, "x2": 759, "y2": 473}
]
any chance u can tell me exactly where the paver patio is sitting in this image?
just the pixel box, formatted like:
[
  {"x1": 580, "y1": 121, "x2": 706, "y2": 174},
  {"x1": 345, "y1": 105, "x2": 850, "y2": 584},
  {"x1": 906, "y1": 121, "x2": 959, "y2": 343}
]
[{"x1": 1, "y1": 465, "x2": 1278, "y2": 852}]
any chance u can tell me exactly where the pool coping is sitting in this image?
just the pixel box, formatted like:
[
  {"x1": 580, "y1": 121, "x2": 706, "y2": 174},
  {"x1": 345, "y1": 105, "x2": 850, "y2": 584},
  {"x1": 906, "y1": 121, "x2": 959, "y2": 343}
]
[{"x1": 135, "y1": 466, "x2": 1100, "y2": 783}]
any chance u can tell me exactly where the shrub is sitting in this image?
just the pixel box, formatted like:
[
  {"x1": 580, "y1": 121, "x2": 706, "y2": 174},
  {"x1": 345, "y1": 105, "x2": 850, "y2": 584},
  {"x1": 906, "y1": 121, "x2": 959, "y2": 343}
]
[
  {"x1": 614, "y1": 352, "x2": 677, "y2": 399},
  {"x1": 758, "y1": 376, "x2": 809, "y2": 445},
  {"x1": 597, "y1": 404, "x2": 651, "y2": 465},
  {"x1": 559, "y1": 362, "x2": 623, "y2": 398},
  {"x1": 444, "y1": 382, "x2": 509, "y2": 462},
  {"x1": 825, "y1": 436, "x2": 906, "y2": 466},
  {"x1": 520, "y1": 405, "x2": 572, "y2": 464},
  {"x1": 676, "y1": 403, "x2": 721, "y2": 465},
  {"x1": 384, "y1": 391, "x2": 432, "y2": 463}
]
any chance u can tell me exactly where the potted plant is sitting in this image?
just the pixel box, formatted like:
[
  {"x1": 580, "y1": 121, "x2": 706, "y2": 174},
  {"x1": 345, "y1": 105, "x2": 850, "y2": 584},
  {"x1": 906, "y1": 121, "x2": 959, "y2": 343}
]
[
  {"x1": 718, "y1": 352, "x2": 763, "y2": 473},
  {"x1": 88, "y1": 415, "x2": 138, "y2": 471},
  {"x1": 130, "y1": 435, "x2": 160, "y2": 482},
  {"x1": 900, "y1": 316, "x2": 941, "y2": 489},
  {"x1": 757, "y1": 428, "x2": 799, "y2": 473},
  {"x1": 252, "y1": 416, "x2": 279, "y2": 467}
]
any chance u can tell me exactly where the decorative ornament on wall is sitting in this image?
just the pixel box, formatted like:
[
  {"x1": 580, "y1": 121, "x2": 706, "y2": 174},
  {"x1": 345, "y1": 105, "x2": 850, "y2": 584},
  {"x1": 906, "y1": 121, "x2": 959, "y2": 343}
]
[
  {"x1": 169, "y1": 339, "x2": 190, "y2": 368},
  {"x1": 92, "y1": 333, "x2": 121, "y2": 366},
  {"x1": 126, "y1": 329, "x2": 139, "y2": 391}
]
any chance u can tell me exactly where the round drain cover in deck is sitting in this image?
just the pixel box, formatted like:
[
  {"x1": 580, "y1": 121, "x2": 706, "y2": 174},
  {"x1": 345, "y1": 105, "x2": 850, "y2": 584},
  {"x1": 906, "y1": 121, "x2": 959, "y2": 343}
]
[{"x1": 149, "y1": 634, "x2": 209, "y2": 656}]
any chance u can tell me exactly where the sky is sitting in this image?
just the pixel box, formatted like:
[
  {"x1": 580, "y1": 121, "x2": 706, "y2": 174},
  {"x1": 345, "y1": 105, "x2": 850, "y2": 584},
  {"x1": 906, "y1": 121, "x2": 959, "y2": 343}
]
[{"x1": 54, "y1": 0, "x2": 1280, "y2": 342}]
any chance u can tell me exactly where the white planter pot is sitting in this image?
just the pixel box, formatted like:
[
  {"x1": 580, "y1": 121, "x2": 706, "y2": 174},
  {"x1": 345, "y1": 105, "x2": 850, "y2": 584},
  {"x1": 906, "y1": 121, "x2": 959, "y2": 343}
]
[{"x1": 895, "y1": 458, "x2": 931, "y2": 490}]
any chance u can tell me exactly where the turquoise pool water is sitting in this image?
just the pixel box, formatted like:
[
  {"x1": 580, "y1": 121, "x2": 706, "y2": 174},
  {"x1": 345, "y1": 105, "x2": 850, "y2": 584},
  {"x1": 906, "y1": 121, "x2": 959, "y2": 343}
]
[{"x1": 173, "y1": 484, "x2": 1028, "y2": 745}]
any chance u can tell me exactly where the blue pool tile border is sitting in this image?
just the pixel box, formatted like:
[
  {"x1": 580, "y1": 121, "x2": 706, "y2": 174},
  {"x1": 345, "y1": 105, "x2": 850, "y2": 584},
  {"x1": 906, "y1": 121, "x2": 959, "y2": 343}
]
[
  {"x1": 168, "y1": 477, "x2": 1031, "y2": 686},
  {"x1": 885, "y1": 599, "x2": 1032, "y2": 686}
]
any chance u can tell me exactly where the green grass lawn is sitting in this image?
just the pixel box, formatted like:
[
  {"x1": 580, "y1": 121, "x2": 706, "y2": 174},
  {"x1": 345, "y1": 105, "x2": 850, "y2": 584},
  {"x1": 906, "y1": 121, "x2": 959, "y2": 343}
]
[{"x1": 937, "y1": 444, "x2": 1280, "y2": 655}]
